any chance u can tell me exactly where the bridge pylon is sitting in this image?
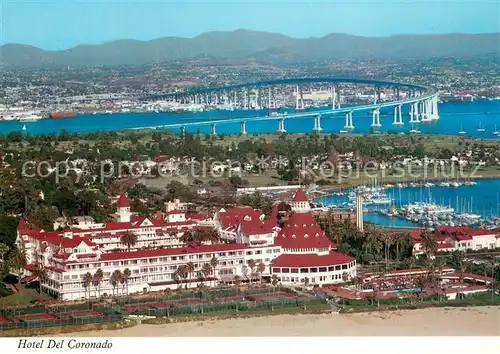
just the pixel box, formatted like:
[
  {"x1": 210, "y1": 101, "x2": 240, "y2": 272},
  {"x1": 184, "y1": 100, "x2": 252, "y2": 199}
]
[
  {"x1": 344, "y1": 112, "x2": 354, "y2": 130},
  {"x1": 312, "y1": 115, "x2": 323, "y2": 133}
]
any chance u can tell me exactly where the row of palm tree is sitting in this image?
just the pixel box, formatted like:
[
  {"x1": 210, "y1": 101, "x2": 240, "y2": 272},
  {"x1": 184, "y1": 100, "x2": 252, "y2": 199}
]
[
  {"x1": 179, "y1": 228, "x2": 220, "y2": 245},
  {"x1": 172, "y1": 257, "x2": 219, "y2": 288},
  {"x1": 244, "y1": 259, "x2": 267, "y2": 284},
  {"x1": 80, "y1": 267, "x2": 133, "y2": 299}
]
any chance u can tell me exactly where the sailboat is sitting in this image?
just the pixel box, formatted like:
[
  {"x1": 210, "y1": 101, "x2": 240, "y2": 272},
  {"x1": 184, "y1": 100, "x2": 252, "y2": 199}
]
[
  {"x1": 21, "y1": 124, "x2": 27, "y2": 131},
  {"x1": 477, "y1": 122, "x2": 486, "y2": 132},
  {"x1": 493, "y1": 125, "x2": 499, "y2": 136},
  {"x1": 458, "y1": 124, "x2": 466, "y2": 135}
]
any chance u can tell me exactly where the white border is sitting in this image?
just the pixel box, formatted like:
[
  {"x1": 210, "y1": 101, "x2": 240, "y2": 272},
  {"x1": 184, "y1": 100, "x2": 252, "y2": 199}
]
[{"x1": 2, "y1": 337, "x2": 499, "y2": 354}]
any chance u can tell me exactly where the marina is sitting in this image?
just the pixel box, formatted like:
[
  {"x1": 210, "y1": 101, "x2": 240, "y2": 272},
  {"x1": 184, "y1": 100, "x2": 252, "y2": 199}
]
[{"x1": 315, "y1": 178, "x2": 500, "y2": 229}]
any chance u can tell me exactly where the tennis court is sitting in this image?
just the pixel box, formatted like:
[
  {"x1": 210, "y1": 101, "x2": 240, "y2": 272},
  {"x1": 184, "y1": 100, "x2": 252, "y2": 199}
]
[{"x1": 249, "y1": 292, "x2": 299, "y2": 302}]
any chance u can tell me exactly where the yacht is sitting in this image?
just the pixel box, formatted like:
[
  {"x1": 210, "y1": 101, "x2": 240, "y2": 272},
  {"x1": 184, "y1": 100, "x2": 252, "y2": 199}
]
[
  {"x1": 369, "y1": 197, "x2": 393, "y2": 205},
  {"x1": 17, "y1": 113, "x2": 43, "y2": 122},
  {"x1": 339, "y1": 129, "x2": 348, "y2": 134},
  {"x1": 458, "y1": 125, "x2": 466, "y2": 135},
  {"x1": 409, "y1": 129, "x2": 421, "y2": 134},
  {"x1": 493, "y1": 125, "x2": 499, "y2": 136},
  {"x1": 0, "y1": 113, "x2": 18, "y2": 121},
  {"x1": 477, "y1": 122, "x2": 486, "y2": 132}
]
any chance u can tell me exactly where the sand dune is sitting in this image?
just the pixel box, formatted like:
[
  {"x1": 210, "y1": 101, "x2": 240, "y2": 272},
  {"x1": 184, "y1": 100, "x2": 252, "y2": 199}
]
[{"x1": 61, "y1": 306, "x2": 500, "y2": 337}]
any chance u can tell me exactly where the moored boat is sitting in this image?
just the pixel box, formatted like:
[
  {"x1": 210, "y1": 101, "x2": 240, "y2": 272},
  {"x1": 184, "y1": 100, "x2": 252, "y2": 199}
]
[{"x1": 50, "y1": 111, "x2": 78, "y2": 119}]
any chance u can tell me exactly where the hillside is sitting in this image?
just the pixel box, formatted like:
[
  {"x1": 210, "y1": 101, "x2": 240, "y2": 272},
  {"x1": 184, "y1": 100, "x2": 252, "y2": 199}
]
[{"x1": 0, "y1": 29, "x2": 498, "y2": 67}]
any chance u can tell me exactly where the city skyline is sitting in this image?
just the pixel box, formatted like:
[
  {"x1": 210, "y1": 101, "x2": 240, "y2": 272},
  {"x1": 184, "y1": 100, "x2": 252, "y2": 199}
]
[{"x1": 2, "y1": 0, "x2": 499, "y2": 50}]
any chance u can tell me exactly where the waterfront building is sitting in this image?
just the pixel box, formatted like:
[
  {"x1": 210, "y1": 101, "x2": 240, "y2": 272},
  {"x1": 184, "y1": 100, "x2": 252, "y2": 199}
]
[
  {"x1": 16, "y1": 190, "x2": 356, "y2": 301},
  {"x1": 396, "y1": 226, "x2": 500, "y2": 255}
]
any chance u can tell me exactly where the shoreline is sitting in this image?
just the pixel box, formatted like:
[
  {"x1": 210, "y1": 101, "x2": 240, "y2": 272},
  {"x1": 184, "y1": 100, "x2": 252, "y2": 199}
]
[
  {"x1": 317, "y1": 173, "x2": 500, "y2": 194},
  {"x1": 52, "y1": 306, "x2": 500, "y2": 337}
]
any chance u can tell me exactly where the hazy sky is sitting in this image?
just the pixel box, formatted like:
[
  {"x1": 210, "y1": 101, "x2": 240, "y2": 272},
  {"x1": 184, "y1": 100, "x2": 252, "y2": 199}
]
[{"x1": 2, "y1": 0, "x2": 499, "y2": 50}]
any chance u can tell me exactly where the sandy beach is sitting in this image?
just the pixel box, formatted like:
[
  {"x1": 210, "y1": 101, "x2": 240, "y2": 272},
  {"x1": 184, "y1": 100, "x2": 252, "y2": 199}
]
[{"x1": 59, "y1": 306, "x2": 500, "y2": 337}]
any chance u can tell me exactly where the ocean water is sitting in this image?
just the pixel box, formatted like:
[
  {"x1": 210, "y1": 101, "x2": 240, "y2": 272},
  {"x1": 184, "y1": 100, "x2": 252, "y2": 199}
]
[
  {"x1": 316, "y1": 179, "x2": 500, "y2": 227},
  {"x1": 1, "y1": 100, "x2": 499, "y2": 138}
]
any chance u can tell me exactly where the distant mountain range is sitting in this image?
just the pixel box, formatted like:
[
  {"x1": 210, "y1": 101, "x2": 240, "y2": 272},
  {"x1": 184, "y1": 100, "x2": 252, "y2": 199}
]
[{"x1": 1, "y1": 29, "x2": 498, "y2": 67}]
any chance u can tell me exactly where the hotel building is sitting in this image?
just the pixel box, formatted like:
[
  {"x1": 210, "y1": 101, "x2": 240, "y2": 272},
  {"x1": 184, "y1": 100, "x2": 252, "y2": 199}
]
[{"x1": 16, "y1": 190, "x2": 356, "y2": 301}]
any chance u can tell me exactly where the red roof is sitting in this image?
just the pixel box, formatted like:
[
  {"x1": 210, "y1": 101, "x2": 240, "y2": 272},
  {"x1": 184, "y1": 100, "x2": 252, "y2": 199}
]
[
  {"x1": 117, "y1": 193, "x2": 130, "y2": 208},
  {"x1": 240, "y1": 218, "x2": 276, "y2": 235},
  {"x1": 17, "y1": 218, "x2": 29, "y2": 232},
  {"x1": 438, "y1": 242, "x2": 455, "y2": 249},
  {"x1": 186, "y1": 213, "x2": 209, "y2": 221},
  {"x1": 271, "y1": 251, "x2": 353, "y2": 268},
  {"x1": 75, "y1": 253, "x2": 98, "y2": 259},
  {"x1": 99, "y1": 243, "x2": 248, "y2": 261},
  {"x1": 435, "y1": 226, "x2": 498, "y2": 238},
  {"x1": 218, "y1": 207, "x2": 263, "y2": 229},
  {"x1": 293, "y1": 189, "x2": 308, "y2": 202},
  {"x1": 30, "y1": 233, "x2": 96, "y2": 249},
  {"x1": 276, "y1": 212, "x2": 333, "y2": 249}
]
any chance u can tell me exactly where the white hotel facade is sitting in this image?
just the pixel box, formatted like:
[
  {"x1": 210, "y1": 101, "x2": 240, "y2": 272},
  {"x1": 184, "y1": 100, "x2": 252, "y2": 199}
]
[{"x1": 17, "y1": 191, "x2": 357, "y2": 301}]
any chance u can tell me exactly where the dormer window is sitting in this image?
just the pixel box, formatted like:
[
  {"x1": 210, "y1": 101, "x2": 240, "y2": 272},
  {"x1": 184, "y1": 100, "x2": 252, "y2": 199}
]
[
  {"x1": 292, "y1": 234, "x2": 296, "y2": 238},
  {"x1": 303, "y1": 224, "x2": 306, "y2": 227},
  {"x1": 304, "y1": 234, "x2": 309, "y2": 238},
  {"x1": 315, "y1": 233, "x2": 319, "y2": 237}
]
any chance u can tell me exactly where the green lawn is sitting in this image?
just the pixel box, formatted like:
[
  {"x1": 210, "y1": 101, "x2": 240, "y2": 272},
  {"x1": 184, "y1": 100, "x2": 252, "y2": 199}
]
[{"x1": 0, "y1": 288, "x2": 52, "y2": 307}]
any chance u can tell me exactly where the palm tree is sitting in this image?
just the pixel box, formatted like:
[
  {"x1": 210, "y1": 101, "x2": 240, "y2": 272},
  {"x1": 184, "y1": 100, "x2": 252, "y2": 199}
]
[
  {"x1": 180, "y1": 231, "x2": 194, "y2": 244},
  {"x1": 110, "y1": 270, "x2": 123, "y2": 297},
  {"x1": 233, "y1": 275, "x2": 242, "y2": 293},
  {"x1": 179, "y1": 266, "x2": 189, "y2": 288},
  {"x1": 241, "y1": 264, "x2": 249, "y2": 283},
  {"x1": 8, "y1": 246, "x2": 27, "y2": 282},
  {"x1": 341, "y1": 271, "x2": 349, "y2": 283},
  {"x1": 419, "y1": 229, "x2": 438, "y2": 258},
  {"x1": 123, "y1": 268, "x2": 131, "y2": 295},
  {"x1": 173, "y1": 267, "x2": 182, "y2": 289},
  {"x1": 110, "y1": 274, "x2": 118, "y2": 297},
  {"x1": 450, "y1": 250, "x2": 468, "y2": 282},
  {"x1": 201, "y1": 263, "x2": 212, "y2": 284},
  {"x1": 120, "y1": 231, "x2": 138, "y2": 251},
  {"x1": 94, "y1": 269, "x2": 103, "y2": 297},
  {"x1": 0, "y1": 242, "x2": 9, "y2": 263},
  {"x1": 210, "y1": 257, "x2": 219, "y2": 287},
  {"x1": 304, "y1": 277, "x2": 310, "y2": 288},
  {"x1": 257, "y1": 262, "x2": 266, "y2": 285},
  {"x1": 271, "y1": 274, "x2": 279, "y2": 288},
  {"x1": 381, "y1": 232, "x2": 394, "y2": 272},
  {"x1": 246, "y1": 259, "x2": 256, "y2": 285},
  {"x1": 83, "y1": 272, "x2": 93, "y2": 300},
  {"x1": 31, "y1": 265, "x2": 48, "y2": 295},
  {"x1": 186, "y1": 262, "x2": 196, "y2": 287},
  {"x1": 191, "y1": 228, "x2": 220, "y2": 244}
]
